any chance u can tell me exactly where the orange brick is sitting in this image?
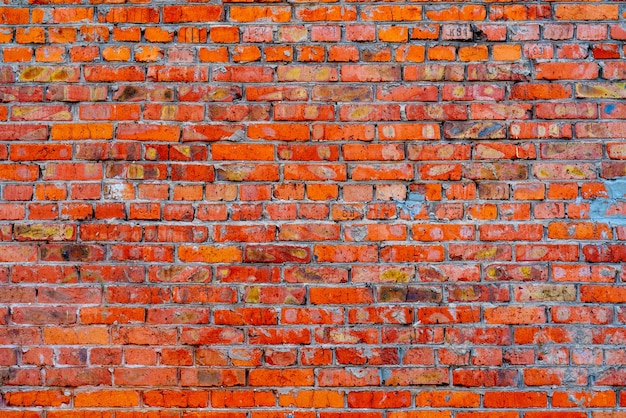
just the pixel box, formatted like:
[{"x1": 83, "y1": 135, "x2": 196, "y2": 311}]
[{"x1": 493, "y1": 44, "x2": 522, "y2": 60}]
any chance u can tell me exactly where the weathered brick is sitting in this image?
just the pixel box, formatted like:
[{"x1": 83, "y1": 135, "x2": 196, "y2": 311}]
[{"x1": 0, "y1": 1, "x2": 623, "y2": 415}]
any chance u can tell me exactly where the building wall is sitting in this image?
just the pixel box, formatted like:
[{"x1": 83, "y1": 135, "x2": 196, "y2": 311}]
[{"x1": 1, "y1": 1, "x2": 625, "y2": 416}]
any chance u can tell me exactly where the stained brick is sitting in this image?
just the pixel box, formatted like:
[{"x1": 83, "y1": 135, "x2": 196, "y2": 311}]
[{"x1": 0, "y1": 1, "x2": 622, "y2": 415}]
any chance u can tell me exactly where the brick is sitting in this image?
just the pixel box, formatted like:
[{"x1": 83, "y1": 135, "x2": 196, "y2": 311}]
[
  {"x1": 0, "y1": 86, "x2": 44, "y2": 102},
  {"x1": 248, "y1": 86, "x2": 307, "y2": 102},
  {"x1": 212, "y1": 389, "x2": 275, "y2": 407},
  {"x1": 0, "y1": 1, "x2": 623, "y2": 415},
  {"x1": 295, "y1": 5, "x2": 356, "y2": 22},
  {"x1": 12, "y1": 105, "x2": 72, "y2": 121},
  {"x1": 84, "y1": 65, "x2": 144, "y2": 82},
  {"x1": 163, "y1": 5, "x2": 223, "y2": 22},
  {"x1": 245, "y1": 245, "x2": 310, "y2": 263},
  {"x1": 143, "y1": 389, "x2": 208, "y2": 408},
  {"x1": 275, "y1": 104, "x2": 334, "y2": 121},
  {"x1": 340, "y1": 104, "x2": 400, "y2": 122},
  {"x1": 426, "y1": 5, "x2": 484, "y2": 20},
  {"x1": 467, "y1": 63, "x2": 530, "y2": 81},
  {"x1": 51, "y1": 123, "x2": 113, "y2": 140},
  {"x1": 458, "y1": 45, "x2": 488, "y2": 62},
  {"x1": 379, "y1": 124, "x2": 440, "y2": 141},
  {"x1": 389, "y1": 413, "x2": 451, "y2": 418},
  {"x1": 406, "y1": 105, "x2": 466, "y2": 122},
  {"x1": 351, "y1": 163, "x2": 413, "y2": 181},
  {"x1": 146, "y1": 104, "x2": 205, "y2": 122},
  {"x1": 117, "y1": 123, "x2": 180, "y2": 142},
  {"x1": 249, "y1": 369, "x2": 314, "y2": 386},
  {"x1": 536, "y1": 62, "x2": 599, "y2": 80},
  {"x1": 0, "y1": 8, "x2": 29, "y2": 24},
  {"x1": 556, "y1": 5, "x2": 618, "y2": 21},
  {"x1": 80, "y1": 104, "x2": 140, "y2": 121},
  {"x1": 4, "y1": 390, "x2": 69, "y2": 407},
  {"x1": 231, "y1": 6, "x2": 291, "y2": 23},
  {"x1": 147, "y1": 66, "x2": 208, "y2": 83},
  {"x1": 46, "y1": 368, "x2": 111, "y2": 387},
  {"x1": 536, "y1": 102, "x2": 597, "y2": 119}
]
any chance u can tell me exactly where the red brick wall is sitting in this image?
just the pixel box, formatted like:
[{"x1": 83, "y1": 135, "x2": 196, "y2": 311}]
[{"x1": 1, "y1": 1, "x2": 626, "y2": 417}]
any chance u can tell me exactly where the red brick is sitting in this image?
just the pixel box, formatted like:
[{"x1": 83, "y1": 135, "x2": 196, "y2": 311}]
[{"x1": 0, "y1": 2, "x2": 623, "y2": 415}]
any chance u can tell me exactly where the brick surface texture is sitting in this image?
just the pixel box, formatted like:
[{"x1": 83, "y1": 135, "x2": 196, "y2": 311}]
[{"x1": 0, "y1": 0, "x2": 625, "y2": 416}]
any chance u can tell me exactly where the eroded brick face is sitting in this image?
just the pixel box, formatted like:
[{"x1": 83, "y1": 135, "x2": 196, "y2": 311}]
[{"x1": 0, "y1": 1, "x2": 625, "y2": 416}]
